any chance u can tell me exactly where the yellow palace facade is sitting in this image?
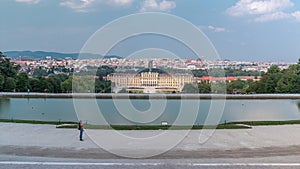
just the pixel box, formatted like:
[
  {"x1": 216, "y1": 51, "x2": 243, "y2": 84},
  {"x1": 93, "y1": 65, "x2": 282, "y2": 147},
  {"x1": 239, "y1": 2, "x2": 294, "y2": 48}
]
[{"x1": 106, "y1": 72, "x2": 194, "y2": 93}]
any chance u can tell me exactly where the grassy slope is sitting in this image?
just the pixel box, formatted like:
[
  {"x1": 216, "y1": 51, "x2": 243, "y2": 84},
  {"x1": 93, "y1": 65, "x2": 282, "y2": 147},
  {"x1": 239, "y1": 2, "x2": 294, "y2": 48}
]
[{"x1": 3, "y1": 119, "x2": 300, "y2": 130}]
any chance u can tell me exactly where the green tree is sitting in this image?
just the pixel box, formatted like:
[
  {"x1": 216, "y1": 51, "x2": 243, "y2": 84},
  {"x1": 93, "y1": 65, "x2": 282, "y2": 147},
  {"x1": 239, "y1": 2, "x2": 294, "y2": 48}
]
[
  {"x1": 211, "y1": 81, "x2": 227, "y2": 94},
  {"x1": 275, "y1": 63, "x2": 300, "y2": 93},
  {"x1": 227, "y1": 79, "x2": 247, "y2": 94},
  {"x1": 259, "y1": 66, "x2": 282, "y2": 93},
  {"x1": 198, "y1": 81, "x2": 211, "y2": 93},
  {"x1": 16, "y1": 72, "x2": 29, "y2": 92},
  {"x1": 0, "y1": 52, "x2": 19, "y2": 79},
  {"x1": 3, "y1": 77, "x2": 16, "y2": 92},
  {"x1": 28, "y1": 77, "x2": 50, "y2": 92},
  {"x1": 182, "y1": 83, "x2": 199, "y2": 93},
  {"x1": 95, "y1": 79, "x2": 111, "y2": 93},
  {"x1": 61, "y1": 76, "x2": 73, "y2": 93},
  {"x1": 46, "y1": 76, "x2": 62, "y2": 93},
  {"x1": 0, "y1": 74, "x2": 4, "y2": 91},
  {"x1": 32, "y1": 67, "x2": 48, "y2": 77}
]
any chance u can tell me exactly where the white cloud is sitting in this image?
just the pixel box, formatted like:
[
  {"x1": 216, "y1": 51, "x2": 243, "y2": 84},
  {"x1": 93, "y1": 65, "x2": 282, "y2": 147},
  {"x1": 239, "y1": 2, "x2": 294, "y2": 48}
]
[
  {"x1": 140, "y1": 0, "x2": 176, "y2": 12},
  {"x1": 253, "y1": 11, "x2": 291, "y2": 22},
  {"x1": 15, "y1": 0, "x2": 40, "y2": 4},
  {"x1": 291, "y1": 11, "x2": 300, "y2": 21},
  {"x1": 60, "y1": 0, "x2": 95, "y2": 12},
  {"x1": 227, "y1": 0, "x2": 294, "y2": 16},
  {"x1": 207, "y1": 25, "x2": 226, "y2": 32},
  {"x1": 199, "y1": 25, "x2": 227, "y2": 33},
  {"x1": 108, "y1": 0, "x2": 134, "y2": 6},
  {"x1": 227, "y1": 0, "x2": 300, "y2": 22},
  {"x1": 60, "y1": 0, "x2": 175, "y2": 13},
  {"x1": 60, "y1": 0, "x2": 134, "y2": 12}
]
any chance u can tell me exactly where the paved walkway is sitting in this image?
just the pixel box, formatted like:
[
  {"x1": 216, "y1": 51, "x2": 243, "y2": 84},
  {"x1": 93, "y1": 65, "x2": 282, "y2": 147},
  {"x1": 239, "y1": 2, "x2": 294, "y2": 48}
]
[{"x1": 2, "y1": 123, "x2": 300, "y2": 159}]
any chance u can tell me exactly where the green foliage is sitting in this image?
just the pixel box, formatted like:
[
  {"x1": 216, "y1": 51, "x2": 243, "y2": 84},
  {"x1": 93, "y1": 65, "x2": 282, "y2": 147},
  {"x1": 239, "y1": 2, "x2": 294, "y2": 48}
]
[
  {"x1": 182, "y1": 83, "x2": 199, "y2": 93},
  {"x1": 96, "y1": 66, "x2": 115, "y2": 81},
  {"x1": 227, "y1": 79, "x2": 248, "y2": 94},
  {"x1": 32, "y1": 67, "x2": 48, "y2": 77},
  {"x1": 15, "y1": 72, "x2": 29, "y2": 92},
  {"x1": 3, "y1": 77, "x2": 16, "y2": 92},
  {"x1": 192, "y1": 69, "x2": 208, "y2": 77},
  {"x1": 192, "y1": 68, "x2": 260, "y2": 77},
  {"x1": 0, "y1": 52, "x2": 19, "y2": 92},
  {"x1": 211, "y1": 81, "x2": 227, "y2": 94},
  {"x1": 0, "y1": 52, "x2": 19, "y2": 78},
  {"x1": 95, "y1": 79, "x2": 111, "y2": 93},
  {"x1": 198, "y1": 81, "x2": 211, "y2": 93},
  {"x1": 72, "y1": 75, "x2": 95, "y2": 93},
  {"x1": 61, "y1": 76, "x2": 73, "y2": 93},
  {"x1": 0, "y1": 74, "x2": 4, "y2": 91}
]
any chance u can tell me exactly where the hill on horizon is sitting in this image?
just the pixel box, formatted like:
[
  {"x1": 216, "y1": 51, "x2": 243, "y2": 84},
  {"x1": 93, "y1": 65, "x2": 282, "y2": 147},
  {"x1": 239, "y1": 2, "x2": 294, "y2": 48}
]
[{"x1": 3, "y1": 51, "x2": 123, "y2": 60}]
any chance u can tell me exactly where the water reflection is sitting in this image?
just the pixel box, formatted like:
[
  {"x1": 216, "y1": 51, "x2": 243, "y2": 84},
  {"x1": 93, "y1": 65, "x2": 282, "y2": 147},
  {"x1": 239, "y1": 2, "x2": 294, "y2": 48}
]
[
  {"x1": 0, "y1": 98, "x2": 10, "y2": 119},
  {"x1": 0, "y1": 98, "x2": 299, "y2": 125}
]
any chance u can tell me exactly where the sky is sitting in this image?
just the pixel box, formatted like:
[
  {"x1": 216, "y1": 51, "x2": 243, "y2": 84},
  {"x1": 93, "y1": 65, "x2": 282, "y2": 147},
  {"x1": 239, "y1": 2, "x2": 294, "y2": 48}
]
[{"x1": 1, "y1": 0, "x2": 300, "y2": 62}]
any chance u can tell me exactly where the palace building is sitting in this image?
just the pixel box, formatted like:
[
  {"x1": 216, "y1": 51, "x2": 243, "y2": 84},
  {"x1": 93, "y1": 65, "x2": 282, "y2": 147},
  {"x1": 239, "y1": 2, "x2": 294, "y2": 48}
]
[{"x1": 106, "y1": 72, "x2": 195, "y2": 93}]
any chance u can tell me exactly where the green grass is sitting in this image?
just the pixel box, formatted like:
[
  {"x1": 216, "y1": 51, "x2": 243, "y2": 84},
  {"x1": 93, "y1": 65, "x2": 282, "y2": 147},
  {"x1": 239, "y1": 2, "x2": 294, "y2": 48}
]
[
  {"x1": 56, "y1": 124, "x2": 251, "y2": 130},
  {"x1": 3, "y1": 119, "x2": 300, "y2": 130},
  {"x1": 227, "y1": 120, "x2": 300, "y2": 126}
]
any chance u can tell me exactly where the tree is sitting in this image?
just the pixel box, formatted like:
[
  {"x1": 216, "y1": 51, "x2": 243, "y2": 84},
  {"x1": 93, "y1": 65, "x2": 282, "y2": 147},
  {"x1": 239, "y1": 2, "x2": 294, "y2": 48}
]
[
  {"x1": 46, "y1": 76, "x2": 62, "y2": 93},
  {"x1": 95, "y1": 79, "x2": 111, "y2": 93},
  {"x1": 198, "y1": 81, "x2": 211, "y2": 93},
  {"x1": 259, "y1": 66, "x2": 282, "y2": 93},
  {"x1": 227, "y1": 79, "x2": 247, "y2": 94},
  {"x1": 182, "y1": 83, "x2": 199, "y2": 93},
  {"x1": 275, "y1": 74, "x2": 298, "y2": 93},
  {"x1": 3, "y1": 77, "x2": 16, "y2": 92},
  {"x1": 32, "y1": 67, "x2": 48, "y2": 77},
  {"x1": 61, "y1": 76, "x2": 73, "y2": 93},
  {"x1": 28, "y1": 77, "x2": 50, "y2": 92},
  {"x1": 16, "y1": 72, "x2": 29, "y2": 92},
  {"x1": 211, "y1": 81, "x2": 227, "y2": 94},
  {"x1": 72, "y1": 76, "x2": 95, "y2": 93},
  {"x1": 0, "y1": 52, "x2": 19, "y2": 79},
  {"x1": 275, "y1": 64, "x2": 300, "y2": 93},
  {"x1": 0, "y1": 74, "x2": 4, "y2": 91}
]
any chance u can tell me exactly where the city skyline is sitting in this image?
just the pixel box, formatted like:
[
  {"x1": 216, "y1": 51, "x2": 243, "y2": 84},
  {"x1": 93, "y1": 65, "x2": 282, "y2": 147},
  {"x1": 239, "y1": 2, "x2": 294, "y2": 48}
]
[{"x1": 1, "y1": 0, "x2": 300, "y2": 62}]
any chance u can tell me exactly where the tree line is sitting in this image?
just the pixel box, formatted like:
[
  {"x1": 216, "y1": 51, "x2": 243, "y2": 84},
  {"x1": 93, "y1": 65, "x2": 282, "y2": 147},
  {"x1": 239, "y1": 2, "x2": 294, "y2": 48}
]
[
  {"x1": 0, "y1": 52, "x2": 111, "y2": 93},
  {"x1": 1, "y1": 52, "x2": 300, "y2": 94},
  {"x1": 183, "y1": 59, "x2": 300, "y2": 94}
]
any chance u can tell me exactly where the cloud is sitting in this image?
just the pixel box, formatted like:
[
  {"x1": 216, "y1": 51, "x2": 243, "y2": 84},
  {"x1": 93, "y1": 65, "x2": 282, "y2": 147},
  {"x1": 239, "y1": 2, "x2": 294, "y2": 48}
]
[
  {"x1": 207, "y1": 25, "x2": 226, "y2": 32},
  {"x1": 59, "y1": 0, "x2": 95, "y2": 12},
  {"x1": 60, "y1": 0, "x2": 133, "y2": 12},
  {"x1": 227, "y1": 0, "x2": 300, "y2": 22},
  {"x1": 253, "y1": 11, "x2": 291, "y2": 22},
  {"x1": 227, "y1": 0, "x2": 294, "y2": 16},
  {"x1": 109, "y1": 0, "x2": 134, "y2": 6},
  {"x1": 140, "y1": 0, "x2": 176, "y2": 12},
  {"x1": 291, "y1": 11, "x2": 300, "y2": 21},
  {"x1": 15, "y1": 0, "x2": 40, "y2": 4},
  {"x1": 199, "y1": 25, "x2": 227, "y2": 33},
  {"x1": 59, "y1": 0, "x2": 175, "y2": 13}
]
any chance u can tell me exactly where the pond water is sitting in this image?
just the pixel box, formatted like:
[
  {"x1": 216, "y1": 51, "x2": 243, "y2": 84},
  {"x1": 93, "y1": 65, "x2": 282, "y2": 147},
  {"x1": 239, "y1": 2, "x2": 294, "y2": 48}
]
[{"x1": 0, "y1": 98, "x2": 299, "y2": 125}]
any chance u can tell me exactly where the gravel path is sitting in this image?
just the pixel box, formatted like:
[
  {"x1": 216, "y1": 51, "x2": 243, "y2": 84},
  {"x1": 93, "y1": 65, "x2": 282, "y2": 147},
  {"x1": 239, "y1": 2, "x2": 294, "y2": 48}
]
[{"x1": 1, "y1": 123, "x2": 300, "y2": 159}]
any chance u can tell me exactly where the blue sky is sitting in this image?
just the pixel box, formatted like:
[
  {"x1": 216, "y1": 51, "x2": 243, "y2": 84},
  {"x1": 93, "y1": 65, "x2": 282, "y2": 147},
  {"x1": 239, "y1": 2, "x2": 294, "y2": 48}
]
[{"x1": 1, "y1": 0, "x2": 300, "y2": 62}]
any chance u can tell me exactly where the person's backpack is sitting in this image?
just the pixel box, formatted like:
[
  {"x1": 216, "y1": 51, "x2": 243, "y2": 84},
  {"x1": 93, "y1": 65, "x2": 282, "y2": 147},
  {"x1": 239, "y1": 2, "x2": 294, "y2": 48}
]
[{"x1": 78, "y1": 122, "x2": 81, "y2": 130}]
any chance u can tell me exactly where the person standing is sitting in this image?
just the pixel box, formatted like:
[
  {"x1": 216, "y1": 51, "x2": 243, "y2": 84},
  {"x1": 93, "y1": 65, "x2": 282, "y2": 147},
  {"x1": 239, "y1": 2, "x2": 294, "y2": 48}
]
[{"x1": 78, "y1": 120, "x2": 84, "y2": 141}]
